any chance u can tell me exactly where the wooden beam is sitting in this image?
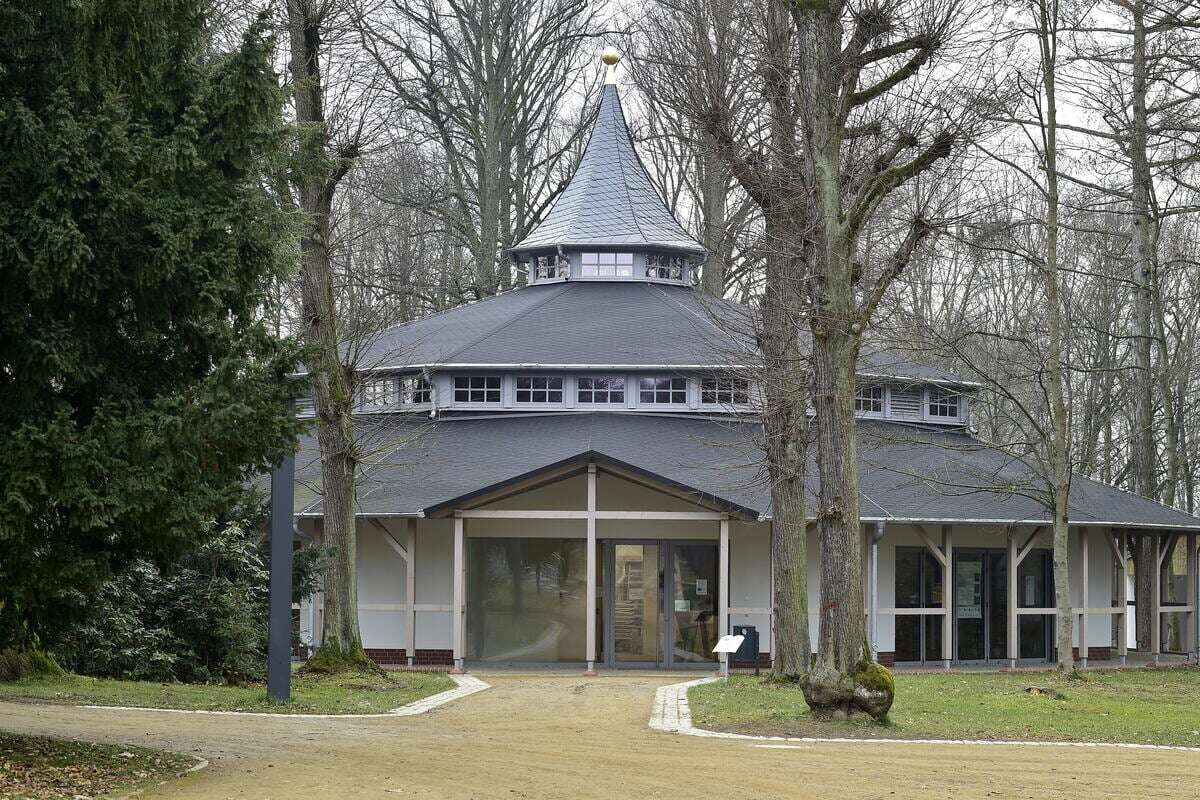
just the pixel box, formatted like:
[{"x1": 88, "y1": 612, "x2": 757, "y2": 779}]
[
  {"x1": 1116, "y1": 530, "x2": 1128, "y2": 662},
  {"x1": 915, "y1": 524, "x2": 947, "y2": 568},
  {"x1": 942, "y1": 525, "x2": 953, "y2": 667},
  {"x1": 1188, "y1": 533, "x2": 1198, "y2": 658},
  {"x1": 406, "y1": 518, "x2": 416, "y2": 667},
  {"x1": 1007, "y1": 531, "x2": 1019, "y2": 667},
  {"x1": 453, "y1": 509, "x2": 728, "y2": 521},
  {"x1": 1152, "y1": 534, "x2": 1162, "y2": 659},
  {"x1": 1080, "y1": 527, "x2": 1089, "y2": 667},
  {"x1": 586, "y1": 464, "x2": 597, "y2": 674},
  {"x1": 719, "y1": 519, "x2": 730, "y2": 671},
  {"x1": 1016, "y1": 528, "x2": 1043, "y2": 567},
  {"x1": 370, "y1": 518, "x2": 409, "y2": 563},
  {"x1": 452, "y1": 516, "x2": 465, "y2": 672}
]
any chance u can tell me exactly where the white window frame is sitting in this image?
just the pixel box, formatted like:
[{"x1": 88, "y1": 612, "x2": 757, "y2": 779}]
[
  {"x1": 926, "y1": 387, "x2": 962, "y2": 421},
  {"x1": 360, "y1": 376, "x2": 399, "y2": 408},
  {"x1": 637, "y1": 375, "x2": 688, "y2": 406},
  {"x1": 514, "y1": 375, "x2": 565, "y2": 405},
  {"x1": 645, "y1": 253, "x2": 687, "y2": 281},
  {"x1": 854, "y1": 385, "x2": 886, "y2": 417},
  {"x1": 581, "y1": 251, "x2": 634, "y2": 278},
  {"x1": 453, "y1": 375, "x2": 502, "y2": 404},
  {"x1": 700, "y1": 375, "x2": 751, "y2": 408},
  {"x1": 576, "y1": 375, "x2": 626, "y2": 406}
]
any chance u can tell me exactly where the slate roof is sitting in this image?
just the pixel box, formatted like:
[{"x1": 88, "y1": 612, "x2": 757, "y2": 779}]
[
  {"x1": 293, "y1": 413, "x2": 1200, "y2": 530},
  {"x1": 509, "y1": 85, "x2": 706, "y2": 255},
  {"x1": 350, "y1": 280, "x2": 971, "y2": 384}
]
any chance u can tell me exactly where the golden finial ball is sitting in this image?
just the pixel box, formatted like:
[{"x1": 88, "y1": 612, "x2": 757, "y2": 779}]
[{"x1": 601, "y1": 47, "x2": 621, "y2": 66}]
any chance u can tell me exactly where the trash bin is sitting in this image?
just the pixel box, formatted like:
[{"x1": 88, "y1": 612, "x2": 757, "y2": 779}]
[{"x1": 732, "y1": 624, "x2": 760, "y2": 675}]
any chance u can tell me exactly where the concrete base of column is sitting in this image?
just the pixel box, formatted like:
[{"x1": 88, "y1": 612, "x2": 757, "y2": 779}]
[
  {"x1": 583, "y1": 660, "x2": 597, "y2": 677},
  {"x1": 1080, "y1": 657, "x2": 1088, "y2": 669},
  {"x1": 942, "y1": 659, "x2": 951, "y2": 671},
  {"x1": 449, "y1": 659, "x2": 465, "y2": 675},
  {"x1": 406, "y1": 656, "x2": 414, "y2": 668},
  {"x1": 1007, "y1": 658, "x2": 1017, "y2": 670}
]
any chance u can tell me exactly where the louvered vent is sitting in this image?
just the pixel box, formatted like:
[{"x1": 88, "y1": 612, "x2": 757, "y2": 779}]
[{"x1": 889, "y1": 389, "x2": 923, "y2": 419}]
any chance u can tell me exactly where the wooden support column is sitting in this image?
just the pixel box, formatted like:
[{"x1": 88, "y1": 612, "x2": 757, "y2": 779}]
[
  {"x1": 1079, "y1": 527, "x2": 1089, "y2": 668},
  {"x1": 942, "y1": 525, "x2": 953, "y2": 669},
  {"x1": 1007, "y1": 531, "x2": 1019, "y2": 668},
  {"x1": 1115, "y1": 531, "x2": 1128, "y2": 664},
  {"x1": 1152, "y1": 534, "x2": 1162, "y2": 662},
  {"x1": 406, "y1": 518, "x2": 417, "y2": 667},
  {"x1": 869, "y1": 522, "x2": 884, "y2": 661},
  {"x1": 585, "y1": 464, "x2": 598, "y2": 675},
  {"x1": 719, "y1": 518, "x2": 730, "y2": 672},
  {"x1": 1187, "y1": 533, "x2": 1198, "y2": 661},
  {"x1": 452, "y1": 515, "x2": 466, "y2": 673}
]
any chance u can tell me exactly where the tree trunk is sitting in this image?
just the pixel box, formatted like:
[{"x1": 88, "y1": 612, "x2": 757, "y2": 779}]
[
  {"x1": 289, "y1": 0, "x2": 368, "y2": 668},
  {"x1": 1035, "y1": 0, "x2": 1074, "y2": 675},
  {"x1": 699, "y1": 136, "x2": 729, "y2": 297},
  {"x1": 760, "y1": 208, "x2": 810, "y2": 677},
  {"x1": 1128, "y1": 0, "x2": 1158, "y2": 653}
]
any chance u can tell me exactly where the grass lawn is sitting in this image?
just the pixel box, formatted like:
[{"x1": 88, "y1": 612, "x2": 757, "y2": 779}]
[
  {"x1": 689, "y1": 668, "x2": 1200, "y2": 746},
  {"x1": 0, "y1": 669, "x2": 456, "y2": 715},
  {"x1": 0, "y1": 732, "x2": 194, "y2": 799}
]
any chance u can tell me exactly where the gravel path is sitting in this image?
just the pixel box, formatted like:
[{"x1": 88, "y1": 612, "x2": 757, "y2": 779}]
[{"x1": 2, "y1": 672, "x2": 1196, "y2": 799}]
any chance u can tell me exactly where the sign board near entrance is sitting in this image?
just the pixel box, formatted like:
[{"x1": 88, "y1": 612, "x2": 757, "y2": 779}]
[{"x1": 713, "y1": 634, "x2": 745, "y2": 654}]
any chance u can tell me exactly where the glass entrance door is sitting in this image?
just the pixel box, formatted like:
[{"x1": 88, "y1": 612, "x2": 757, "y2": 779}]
[
  {"x1": 610, "y1": 544, "x2": 661, "y2": 664},
  {"x1": 670, "y1": 544, "x2": 718, "y2": 664},
  {"x1": 954, "y1": 549, "x2": 1010, "y2": 662},
  {"x1": 602, "y1": 541, "x2": 718, "y2": 668}
]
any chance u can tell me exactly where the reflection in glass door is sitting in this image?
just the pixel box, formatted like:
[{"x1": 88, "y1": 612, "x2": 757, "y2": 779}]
[
  {"x1": 671, "y1": 545, "x2": 718, "y2": 663},
  {"x1": 955, "y1": 551, "x2": 986, "y2": 661},
  {"x1": 603, "y1": 541, "x2": 718, "y2": 668},
  {"x1": 611, "y1": 544, "x2": 661, "y2": 664}
]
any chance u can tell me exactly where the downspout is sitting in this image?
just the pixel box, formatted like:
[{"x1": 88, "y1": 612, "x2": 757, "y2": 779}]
[{"x1": 870, "y1": 521, "x2": 886, "y2": 662}]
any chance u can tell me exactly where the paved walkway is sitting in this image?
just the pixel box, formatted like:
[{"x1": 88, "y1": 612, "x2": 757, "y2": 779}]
[{"x1": 1, "y1": 672, "x2": 1196, "y2": 799}]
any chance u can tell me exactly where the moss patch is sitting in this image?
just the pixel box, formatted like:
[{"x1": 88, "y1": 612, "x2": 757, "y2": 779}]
[
  {"x1": 0, "y1": 732, "x2": 192, "y2": 799},
  {"x1": 689, "y1": 668, "x2": 1200, "y2": 746},
  {"x1": 0, "y1": 669, "x2": 454, "y2": 715}
]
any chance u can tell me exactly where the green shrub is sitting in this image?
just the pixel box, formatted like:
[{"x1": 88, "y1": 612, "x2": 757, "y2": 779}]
[{"x1": 52, "y1": 496, "x2": 326, "y2": 684}]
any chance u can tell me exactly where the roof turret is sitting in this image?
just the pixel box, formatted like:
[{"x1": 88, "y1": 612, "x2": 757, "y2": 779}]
[{"x1": 509, "y1": 81, "x2": 705, "y2": 257}]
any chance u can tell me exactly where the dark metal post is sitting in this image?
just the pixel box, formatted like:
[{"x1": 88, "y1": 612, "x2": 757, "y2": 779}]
[{"x1": 267, "y1": 405, "x2": 296, "y2": 702}]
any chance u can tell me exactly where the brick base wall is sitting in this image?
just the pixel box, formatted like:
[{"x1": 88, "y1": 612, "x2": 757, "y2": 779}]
[
  {"x1": 365, "y1": 648, "x2": 455, "y2": 667},
  {"x1": 877, "y1": 651, "x2": 896, "y2": 668},
  {"x1": 732, "y1": 653, "x2": 772, "y2": 669},
  {"x1": 1071, "y1": 647, "x2": 1111, "y2": 661}
]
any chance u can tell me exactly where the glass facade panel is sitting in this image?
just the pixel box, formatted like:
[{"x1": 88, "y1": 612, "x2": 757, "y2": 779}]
[
  {"x1": 466, "y1": 538, "x2": 586, "y2": 662},
  {"x1": 894, "y1": 546, "x2": 946, "y2": 663},
  {"x1": 613, "y1": 544, "x2": 661, "y2": 662},
  {"x1": 671, "y1": 545, "x2": 718, "y2": 663}
]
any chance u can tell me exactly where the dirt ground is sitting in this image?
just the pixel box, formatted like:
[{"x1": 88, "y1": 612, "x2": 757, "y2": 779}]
[{"x1": 1, "y1": 672, "x2": 1197, "y2": 799}]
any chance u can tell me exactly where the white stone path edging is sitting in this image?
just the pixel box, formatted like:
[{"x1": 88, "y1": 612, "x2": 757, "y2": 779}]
[
  {"x1": 650, "y1": 677, "x2": 1200, "y2": 753},
  {"x1": 79, "y1": 674, "x2": 490, "y2": 719}
]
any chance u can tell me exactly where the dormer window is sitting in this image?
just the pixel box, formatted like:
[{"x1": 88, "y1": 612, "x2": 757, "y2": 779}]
[
  {"x1": 928, "y1": 388, "x2": 961, "y2": 419},
  {"x1": 454, "y1": 375, "x2": 501, "y2": 404},
  {"x1": 639, "y1": 376, "x2": 687, "y2": 405},
  {"x1": 361, "y1": 377, "x2": 399, "y2": 407},
  {"x1": 701, "y1": 376, "x2": 749, "y2": 405},
  {"x1": 578, "y1": 376, "x2": 625, "y2": 404},
  {"x1": 359, "y1": 375, "x2": 431, "y2": 408},
  {"x1": 855, "y1": 386, "x2": 885, "y2": 415},
  {"x1": 582, "y1": 252, "x2": 633, "y2": 277},
  {"x1": 532, "y1": 254, "x2": 568, "y2": 281},
  {"x1": 646, "y1": 254, "x2": 685, "y2": 281},
  {"x1": 515, "y1": 376, "x2": 563, "y2": 404}
]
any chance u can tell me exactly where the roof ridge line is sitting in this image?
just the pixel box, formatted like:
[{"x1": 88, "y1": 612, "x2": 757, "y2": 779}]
[
  {"x1": 439, "y1": 282, "x2": 573, "y2": 364},
  {"x1": 611, "y1": 90, "x2": 653, "y2": 246}
]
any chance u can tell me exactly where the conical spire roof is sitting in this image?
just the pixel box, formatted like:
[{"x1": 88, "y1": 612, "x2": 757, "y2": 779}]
[{"x1": 510, "y1": 84, "x2": 706, "y2": 256}]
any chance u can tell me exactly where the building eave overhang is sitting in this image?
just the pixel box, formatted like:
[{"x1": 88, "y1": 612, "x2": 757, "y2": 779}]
[{"x1": 419, "y1": 449, "x2": 760, "y2": 520}]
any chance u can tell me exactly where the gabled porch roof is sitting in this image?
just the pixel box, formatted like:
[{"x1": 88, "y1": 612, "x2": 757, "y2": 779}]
[{"x1": 292, "y1": 412, "x2": 1200, "y2": 531}]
